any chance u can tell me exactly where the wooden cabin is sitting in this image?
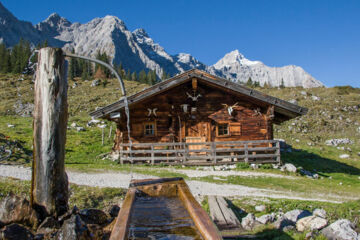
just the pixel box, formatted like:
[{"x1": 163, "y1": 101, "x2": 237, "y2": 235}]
[{"x1": 90, "y1": 69, "x2": 307, "y2": 165}]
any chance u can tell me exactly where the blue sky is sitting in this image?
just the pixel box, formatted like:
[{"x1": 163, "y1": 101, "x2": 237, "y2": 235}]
[{"x1": 2, "y1": 0, "x2": 360, "y2": 87}]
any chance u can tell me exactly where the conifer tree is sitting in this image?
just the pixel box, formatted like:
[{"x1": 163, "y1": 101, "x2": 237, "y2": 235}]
[
  {"x1": 131, "y1": 71, "x2": 138, "y2": 81},
  {"x1": 126, "y1": 69, "x2": 131, "y2": 80},
  {"x1": 138, "y1": 70, "x2": 147, "y2": 83},
  {"x1": 280, "y1": 78, "x2": 285, "y2": 88},
  {"x1": 161, "y1": 69, "x2": 168, "y2": 80},
  {"x1": 246, "y1": 77, "x2": 253, "y2": 87}
]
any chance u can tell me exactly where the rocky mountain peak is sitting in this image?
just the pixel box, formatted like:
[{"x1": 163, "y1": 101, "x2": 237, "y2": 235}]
[
  {"x1": 133, "y1": 28, "x2": 149, "y2": 38},
  {"x1": 42, "y1": 12, "x2": 71, "y2": 29},
  {"x1": 0, "y1": 2, "x2": 324, "y2": 88},
  {"x1": 213, "y1": 49, "x2": 262, "y2": 69}
]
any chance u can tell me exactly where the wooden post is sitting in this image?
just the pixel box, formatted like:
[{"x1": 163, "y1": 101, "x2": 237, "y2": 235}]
[
  {"x1": 109, "y1": 125, "x2": 112, "y2": 139},
  {"x1": 276, "y1": 141, "x2": 281, "y2": 164},
  {"x1": 31, "y1": 48, "x2": 68, "y2": 217},
  {"x1": 151, "y1": 145, "x2": 155, "y2": 165},
  {"x1": 211, "y1": 142, "x2": 216, "y2": 164},
  {"x1": 119, "y1": 146, "x2": 123, "y2": 165},
  {"x1": 102, "y1": 128, "x2": 104, "y2": 145},
  {"x1": 183, "y1": 143, "x2": 187, "y2": 162},
  {"x1": 244, "y1": 143, "x2": 249, "y2": 163}
]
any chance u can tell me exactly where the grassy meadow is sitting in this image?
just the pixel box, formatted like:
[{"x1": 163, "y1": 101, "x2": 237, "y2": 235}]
[{"x1": 0, "y1": 73, "x2": 359, "y2": 238}]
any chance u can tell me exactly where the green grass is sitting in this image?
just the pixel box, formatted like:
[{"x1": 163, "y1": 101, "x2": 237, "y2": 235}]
[
  {"x1": 0, "y1": 176, "x2": 125, "y2": 211},
  {"x1": 0, "y1": 73, "x2": 359, "y2": 201}
]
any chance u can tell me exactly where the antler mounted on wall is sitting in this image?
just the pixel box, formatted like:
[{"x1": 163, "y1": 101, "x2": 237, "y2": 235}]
[
  {"x1": 252, "y1": 107, "x2": 262, "y2": 117},
  {"x1": 147, "y1": 108, "x2": 158, "y2": 117},
  {"x1": 222, "y1": 102, "x2": 238, "y2": 116},
  {"x1": 186, "y1": 92, "x2": 202, "y2": 101}
]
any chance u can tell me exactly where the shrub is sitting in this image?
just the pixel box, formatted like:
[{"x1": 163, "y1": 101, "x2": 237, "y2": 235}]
[{"x1": 236, "y1": 162, "x2": 250, "y2": 169}]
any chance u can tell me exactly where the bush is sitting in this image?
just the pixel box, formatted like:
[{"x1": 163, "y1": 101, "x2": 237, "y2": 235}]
[
  {"x1": 260, "y1": 164, "x2": 272, "y2": 169},
  {"x1": 236, "y1": 162, "x2": 250, "y2": 169}
]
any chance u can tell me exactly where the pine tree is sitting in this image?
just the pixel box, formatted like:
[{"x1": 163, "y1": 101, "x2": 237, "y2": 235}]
[
  {"x1": 246, "y1": 77, "x2": 253, "y2": 87},
  {"x1": 280, "y1": 78, "x2": 285, "y2": 88},
  {"x1": 42, "y1": 39, "x2": 49, "y2": 47},
  {"x1": 126, "y1": 69, "x2": 131, "y2": 80},
  {"x1": 95, "y1": 51, "x2": 111, "y2": 78},
  {"x1": 0, "y1": 43, "x2": 10, "y2": 73},
  {"x1": 131, "y1": 71, "x2": 138, "y2": 81},
  {"x1": 151, "y1": 70, "x2": 157, "y2": 84},
  {"x1": 69, "y1": 49, "x2": 77, "y2": 80},
  {"x1": 138, "y1": 70, "x2": 147, "y2": 83},
  {"x1": 161, "y1": 69, "x2": 167, "y2": 80}
]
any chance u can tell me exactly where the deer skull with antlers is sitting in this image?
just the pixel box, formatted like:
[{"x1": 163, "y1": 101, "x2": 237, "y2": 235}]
[
  {"x1": 222, "y1": 102, "x2": 238, "y2": 116},
  {"x1": 186, "y1": 92, "x2": 202, "y2": 101}
]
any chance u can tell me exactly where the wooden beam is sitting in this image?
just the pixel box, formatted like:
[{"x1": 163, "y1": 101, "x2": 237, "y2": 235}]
[{"x1": 31, "y1": 47, "x2": 69, "y2": 217}]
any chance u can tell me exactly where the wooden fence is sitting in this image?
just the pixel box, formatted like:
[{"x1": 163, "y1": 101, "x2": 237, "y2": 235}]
[{"x1": 117, "y1": 140, "x2": 280, "y2": 166}]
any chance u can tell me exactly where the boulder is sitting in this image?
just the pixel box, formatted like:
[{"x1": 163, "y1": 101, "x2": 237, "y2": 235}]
[
  {"x1": 339, "y1": 154, "x2": 350, "y2": 159},
  {"x1": 255, "y1": 205, "x2": 266, "y2": 212},
  {"x1": 58, "y1": 206, "x2": 79, "y2": 224},
  {"x1": 0, "y1": 223, "x2": 34, "y2": 240},
  {"x1": 91, "y1": 79, "x2": 100, "y2": 87},
  {"x1": 79, "y1": 209, "x2": 109, "y2": 225},
  {"x1": 313, "y1": 208, "x2": 326, "y2": 219},
  {"x1": 256, "y1": 213, "x2": 275, "y2": 224},
  {"x1": 36, "y1": 217, "x2": 60, "y2": 235},
  {"x1": 273, "y1": 217, "x2": 294, "y2": 230},
  {"x1": 289, "y1": 99, "x2": 298, "y2": 105},
  {"x1": 325, "y1": 138, "x2": 353, "y2": 146},
  {"x1": 296, "y1": 215, "x2": 328, "y2": 232},
  {"x1": 283, "y1": 163, "x2": 297, "y2": 173},
  {"x1": 108, "y1": 205, "x2": 120, "y2": 218},
  {"x1": 311, "y1": 96, "x2": 320, "y2": 101},
  {"x1": 87, "y1": 119, "x2": 100, "y2": 127},
  {"x1": 321, "y1": 219, "x2": 359, "y2": 240},
  {"x1": 241, "y1": 213, "x2": 256, "y2": 230},
  {"x1": 76, "y1": 127, "x2": 85, "y2": 132},
  {"x1": 283, "y1": 209, "x2": 311, "y2": 223},
  {"x1": 70, "y1": 122, "x2": 77, "y2": 128},
  {"x1": 55, "y1": 215, "x2": 91, "y2": 240},
  {"x1": 0, "y1": 194, "x2": 39, "y2": 228}
]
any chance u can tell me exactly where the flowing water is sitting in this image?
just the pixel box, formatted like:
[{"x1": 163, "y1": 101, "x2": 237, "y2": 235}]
[{"x1": 128, "y1": 196, "x2": 203, "y2": 240}]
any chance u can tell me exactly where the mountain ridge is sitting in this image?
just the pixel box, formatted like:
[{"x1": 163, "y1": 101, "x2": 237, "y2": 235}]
[{"x1": 0, "y1": 2, "x2": 323, "y2": 88}]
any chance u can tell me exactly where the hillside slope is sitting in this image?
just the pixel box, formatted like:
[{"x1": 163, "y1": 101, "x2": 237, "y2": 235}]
[{"x1": 0, "y1": 73, "x2": 358, "y2": 168}]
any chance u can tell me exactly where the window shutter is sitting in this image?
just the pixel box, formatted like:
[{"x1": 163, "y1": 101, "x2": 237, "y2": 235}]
[{"x1": 230, "y1": 123, "x2": 241, "y2": 136}]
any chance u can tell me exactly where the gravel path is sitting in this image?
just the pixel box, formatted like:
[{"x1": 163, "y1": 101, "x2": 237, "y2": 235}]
[
  {"x1": 170, "y1": 169, "x2": 297, "y2": 179},
  {"x1": 0, "y1": 165, "x2": 345, "y2": 203}
]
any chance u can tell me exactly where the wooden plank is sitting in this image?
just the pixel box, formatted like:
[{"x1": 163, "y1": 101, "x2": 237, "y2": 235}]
[
  {"x1": 109, "y1": 188, "x2": 136, "y2": 240},
  {"x1": 216, "y1": 196, "x2": 240, "y2": 228},
  {"x1": 209, "y1": 196, "x2": 227, "y2": 227}
]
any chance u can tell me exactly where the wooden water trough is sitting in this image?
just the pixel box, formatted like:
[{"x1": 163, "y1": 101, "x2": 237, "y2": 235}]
[{"x1": 110, "y1": 177, "x2": 222, "y2": 240}]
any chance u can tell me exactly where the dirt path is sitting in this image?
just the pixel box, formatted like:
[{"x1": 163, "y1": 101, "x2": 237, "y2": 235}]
[
  {"x1": 168, "y1": 168, "x2": 297, "y2": 179},
  {"x1": 0, "y1": 165, "x2": 345, "y2": 203}
]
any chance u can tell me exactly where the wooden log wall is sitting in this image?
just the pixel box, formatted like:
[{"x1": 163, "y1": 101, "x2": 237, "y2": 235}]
[
  {"x1": 112, "y1": 79, "x2": 275, "y2": 149},
  {"x1": 31, "y1": 48, "x2": 69, "y2": 217}
]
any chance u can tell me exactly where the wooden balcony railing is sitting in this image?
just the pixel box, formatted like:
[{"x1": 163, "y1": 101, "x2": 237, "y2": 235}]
[{"x1": 116, "y1": 140, "x2": 280, "y2": 166}]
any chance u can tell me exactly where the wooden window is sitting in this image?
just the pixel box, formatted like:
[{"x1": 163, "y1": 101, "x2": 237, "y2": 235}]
[
  {"x1": 144, "y1": 122, "x2": 156, "y2": 136},
  {"x1": 217, "y1": 123, "x2": 229, "y2": 136}
]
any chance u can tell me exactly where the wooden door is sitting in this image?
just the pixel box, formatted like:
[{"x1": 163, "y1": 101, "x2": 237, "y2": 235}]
[{"x1": 185, "y1": 122, "x2": 209, "y2": 154}]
